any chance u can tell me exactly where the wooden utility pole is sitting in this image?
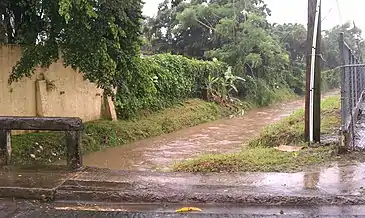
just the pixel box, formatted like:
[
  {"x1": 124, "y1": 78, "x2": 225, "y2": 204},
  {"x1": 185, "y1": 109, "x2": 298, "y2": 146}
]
[
  {"x1": 313, "y1": 4, "x2": 321, "y2": 142},
  {"x1": 304, "y1": 0, "x2": 315, "y2": 142},
  {"x1": 305, "y1": 0, "x2": 321, "y2": 142}
]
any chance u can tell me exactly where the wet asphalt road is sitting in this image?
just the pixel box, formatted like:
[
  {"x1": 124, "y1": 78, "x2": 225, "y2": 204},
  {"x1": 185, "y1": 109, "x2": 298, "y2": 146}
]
[{"x1": 3, "y1": 199, "x2": 365, "y2": 217}]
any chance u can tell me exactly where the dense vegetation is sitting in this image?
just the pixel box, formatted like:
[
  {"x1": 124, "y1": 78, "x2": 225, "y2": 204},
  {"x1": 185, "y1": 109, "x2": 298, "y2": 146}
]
[
  {"x1": 1, "y1": 0, "x2": 363, "y2": 166},
  {"x1": 142, "y1": 1, "x2": 363, "y2": 108},
  {"x1": 116, "y1": 54, "x2": 229, "y2": 118},
  {"x1": 143, "y1": 0, "x2": 296, "y2": 106},
  {"x1": 2, "y1": 0, "x2": 363, "y2": 118}
]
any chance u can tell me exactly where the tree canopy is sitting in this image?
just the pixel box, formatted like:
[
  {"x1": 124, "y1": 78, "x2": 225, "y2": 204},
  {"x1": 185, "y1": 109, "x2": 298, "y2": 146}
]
[
  {"x1": 1, "y1": 0, "x2": 143, "y2": 93},
  {"x1": 142, "y1": 0, "x2": 296, "y2": 104},
  {"x1": 322, "y1": 21, "x2": 364, "y2": 68},
  {"x1": 3, "y1": 0, "x2": 365, "y2": 99}
]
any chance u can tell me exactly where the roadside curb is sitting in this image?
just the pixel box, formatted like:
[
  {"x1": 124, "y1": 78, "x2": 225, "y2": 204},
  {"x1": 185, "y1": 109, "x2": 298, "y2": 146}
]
[
  {"x1": 3, "y1": 198, "x2": 365, "y2": 217},
  {"x1": 0, "y1": 187, "x2": 55, "y2": 201},
  {"x1": 54, "y1": 189, "x2": 365, "y2": 206},
  {"x1": 41, "y1": 210, "x2": 360, "y2": 218},
  {"x1": 2, "y1": 184, "x2": 365, "y2": 206}
]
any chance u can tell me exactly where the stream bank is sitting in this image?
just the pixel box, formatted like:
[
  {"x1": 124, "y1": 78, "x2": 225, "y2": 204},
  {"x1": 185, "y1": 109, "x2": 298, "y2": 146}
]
[{"x1": 79, "y1": 91, "x2": 341, "y2": 172}]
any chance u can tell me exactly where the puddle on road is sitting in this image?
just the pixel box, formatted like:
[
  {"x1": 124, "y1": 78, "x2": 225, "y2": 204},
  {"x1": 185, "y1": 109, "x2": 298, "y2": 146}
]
[{"x1": 76, "y1": 91, "x2": 339, "y2": 171}]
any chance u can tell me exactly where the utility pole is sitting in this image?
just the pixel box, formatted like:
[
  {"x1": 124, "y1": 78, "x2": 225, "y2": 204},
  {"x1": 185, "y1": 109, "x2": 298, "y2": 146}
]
[
  {"x1": 313, "y1": 3, "x2": 321, "y2": 142},
  {"x1": 304, "y1": 0, "x2": 314, "y2": 142},
  {"x1": 305, "y1": 0, "x2": 321, "y2": 142}
]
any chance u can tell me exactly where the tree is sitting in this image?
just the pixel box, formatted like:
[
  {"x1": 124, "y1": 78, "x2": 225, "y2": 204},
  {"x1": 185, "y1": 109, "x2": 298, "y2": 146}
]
[
  {"x1": 141, "y1": 0, "x2": 202, "y2": 56},
  {"x1": 322, "y1": 21, "x2": 365, "y2": 69},
  {"x1": 271, "y1": 23, "x2": 307, "y2": 63},
  {"x1": 178, "y1": 1, "x2": 289, "y2": 83},
  {"x1": 270, "y1": 23, "x2": 307, "y2": 95},
  {"x1": 0, "y1": 0, "x2": 43, "y2": 44},
  {"x1": 1, "y1": 0, "x2": 143, "y2": 94},
  {"x1": 145, "y1": 0, "x2": 295, "y2": 105},
  {"x1": 144, "y1": 0, "x2": 273, "y2": 60}
]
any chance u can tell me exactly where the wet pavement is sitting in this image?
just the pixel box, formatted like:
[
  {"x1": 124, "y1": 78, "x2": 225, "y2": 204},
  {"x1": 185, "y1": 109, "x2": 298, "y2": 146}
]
[
  {"x1": 0, "y1": 166, "x2": 75, "y2": 200},
  {"x1": 78, "y1": 91, "x2": 340, "y2": 171},
  {"x1": 2, "y1": 162, "x2": 365, "y2": 206},
  {"x1": 1, "y1": 161, "x2": 365, "y2": 215},
  {"x1": 53, "y1": 163, "x2": 365, "y2": 205}
]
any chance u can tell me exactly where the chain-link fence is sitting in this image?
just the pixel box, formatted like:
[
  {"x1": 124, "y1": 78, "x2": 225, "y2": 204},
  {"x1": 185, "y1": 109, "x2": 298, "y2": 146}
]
[{"x1": 339, "y1": 33, "x2": 365, "y2": 150}]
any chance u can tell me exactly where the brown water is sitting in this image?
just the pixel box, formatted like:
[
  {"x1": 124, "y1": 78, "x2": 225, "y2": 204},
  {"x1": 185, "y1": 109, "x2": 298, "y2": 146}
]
[{"x1": 81, "y1": 91, "x2": 339, "y2": 171}]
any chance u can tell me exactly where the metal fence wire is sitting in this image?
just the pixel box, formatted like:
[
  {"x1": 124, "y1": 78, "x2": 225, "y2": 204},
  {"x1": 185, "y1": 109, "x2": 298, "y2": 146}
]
[{"x1": 339, "y1": 33, "x2": 365, "y2": 150}]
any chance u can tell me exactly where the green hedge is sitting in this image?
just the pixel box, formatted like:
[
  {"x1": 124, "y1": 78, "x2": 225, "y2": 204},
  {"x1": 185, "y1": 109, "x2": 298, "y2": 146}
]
[{"x1": 115, "y1": 54, "x2": 227, "y2": 119}]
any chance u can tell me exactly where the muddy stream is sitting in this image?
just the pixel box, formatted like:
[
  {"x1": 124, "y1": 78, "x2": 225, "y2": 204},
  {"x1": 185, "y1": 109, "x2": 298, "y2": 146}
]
[{"x1": 80, "y1": 91, "x2": 339, "y2": 171}]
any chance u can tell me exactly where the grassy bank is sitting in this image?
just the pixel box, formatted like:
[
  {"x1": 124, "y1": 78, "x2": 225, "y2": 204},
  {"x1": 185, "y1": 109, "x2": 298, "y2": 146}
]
[
  {"x1": 11, "y1": 99, "x2": 230, "y2": 165},
  {"x1": 173, "y1": 96, "x2": 365, "y2": 173},
  {"x1": 248, "y1": 96, "x2": 340, "y2": 148}
]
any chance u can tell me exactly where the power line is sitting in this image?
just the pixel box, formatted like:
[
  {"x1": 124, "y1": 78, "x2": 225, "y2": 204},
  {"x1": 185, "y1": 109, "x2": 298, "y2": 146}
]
[
  {"x1": 321, "y1": 7, "x2": 332, "y2": 23},
  {"x1": 322, "y1": 0, "x2": 343, "y2": 25},
  {"x1": 335, "y1": 0, "x2": 343, "y2": 25}
]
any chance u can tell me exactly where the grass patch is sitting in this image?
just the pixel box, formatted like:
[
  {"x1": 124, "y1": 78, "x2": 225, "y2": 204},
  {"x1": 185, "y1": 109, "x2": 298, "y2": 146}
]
[
  {"x1": 173, "y1": 96, "x2": 365, "y2": 173},
  {"x1": 173, "y1": 146, "x2": 336, "y2": 173},
  {"x1": 11, "y1": 99, "x2": 229, "y2": 165},
  {"x1": 248, "y1": 96, "x2": 340, "y2": 148}
]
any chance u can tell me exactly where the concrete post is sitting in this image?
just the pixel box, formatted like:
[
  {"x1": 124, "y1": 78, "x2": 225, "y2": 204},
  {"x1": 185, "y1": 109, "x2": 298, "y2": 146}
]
[
  {"x1": 0, "y1": 130, "x2": 11, "y2": 165},
  {"x1": 65, "y1": 131, "x2": 83, "y2": 170}
]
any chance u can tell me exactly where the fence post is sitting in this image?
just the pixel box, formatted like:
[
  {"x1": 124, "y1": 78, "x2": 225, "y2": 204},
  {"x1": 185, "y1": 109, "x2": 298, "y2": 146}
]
[
  {"x1": 353, "y1": 56, "x2": 359, "y2": 104},
  {"x1": 357, "y1": 58, "x2": 362, "y2": 99},
  {"x1": 350, "y1": 55, "x2": 356, "y2": 110},
  {"x1": 339, "y1": 33, "x2": 348, "y2": 149},
  {"x1": 362, "y1": 63, "x2": 365, "y2": 99},
  {"x1": 361, "y1": 61, "x2": 364, "y2": 98},
  {"x1": 0, "y1": 130, "x2": 11, "y2": 165}
]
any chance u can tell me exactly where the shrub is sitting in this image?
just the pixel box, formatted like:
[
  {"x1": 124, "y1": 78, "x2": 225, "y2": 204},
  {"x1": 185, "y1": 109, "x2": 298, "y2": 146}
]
[
  {"x1": 115, "y1": 54, "x2": 227, "y2": 119},
  {"x1": 322, "y1": 68, "x2": 340, "y2": 91}
]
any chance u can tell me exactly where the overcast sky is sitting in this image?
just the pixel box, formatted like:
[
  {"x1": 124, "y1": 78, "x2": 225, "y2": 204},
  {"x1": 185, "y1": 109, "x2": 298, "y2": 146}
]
[{"x1": 143, "y1": 0, "x2": 365, "y2": 33}]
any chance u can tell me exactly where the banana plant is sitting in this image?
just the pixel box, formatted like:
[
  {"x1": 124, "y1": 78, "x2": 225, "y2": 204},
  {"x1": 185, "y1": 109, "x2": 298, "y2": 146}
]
[
  {"x1": 205, "y1": 66, "x2": 245, "y2": 100},
  {"x1": 206, "y1": 74, "x2": 220, "y2": 96},
  {"x1": 222, "y1": 66, "x2": 245, "y2": 98}
]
